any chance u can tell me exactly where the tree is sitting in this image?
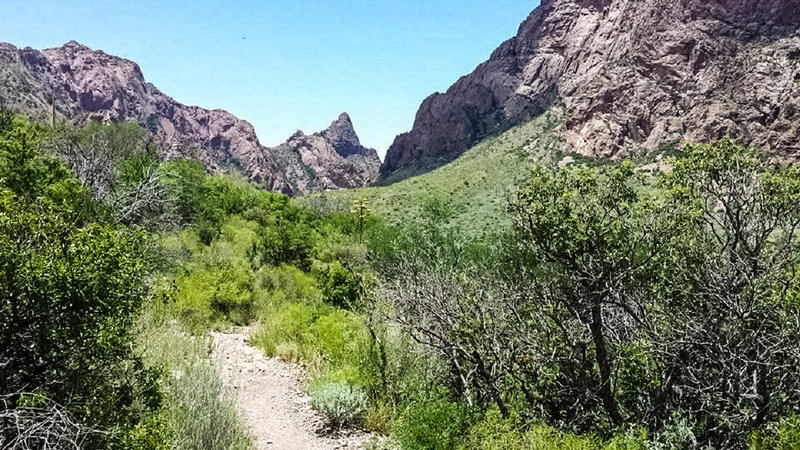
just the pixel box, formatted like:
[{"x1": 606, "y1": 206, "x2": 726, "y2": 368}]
[
  {"x1": 506, "y1": 162, "x2": 683, "y2": 427},
  {"x1": 659, "y1": 138, "x2": 800, "y2": 445},
  {"x1": 45, "y1": 121, "x2": 173, "y2": 227},
  {"x1": 0, "y1": 118, "x2": 161, "y2": 447}
]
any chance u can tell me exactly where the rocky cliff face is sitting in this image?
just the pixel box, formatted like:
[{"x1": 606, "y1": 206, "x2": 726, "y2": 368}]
[
  {"x1": 0, "y1": 41, "x2": 380, "y2": 195},
  {"x1": 271, "y1": 113, "x2": 381, "y2": 193},
  {"x1": 381, "y1": 0, "x2": 800, "y2": 178}
]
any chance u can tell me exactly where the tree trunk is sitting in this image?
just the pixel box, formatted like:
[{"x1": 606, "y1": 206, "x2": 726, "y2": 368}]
[
  {"x1": 589, "y1": 303, "x2": 623, "y2": 425},
  {"x1": 473, "y1": 350, "x2": 509, "y2": 419}
]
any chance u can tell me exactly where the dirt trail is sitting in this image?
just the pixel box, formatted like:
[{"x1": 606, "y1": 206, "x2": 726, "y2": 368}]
[{"x1": 211, "y1": 328, "x2": 370, "y2": 450}]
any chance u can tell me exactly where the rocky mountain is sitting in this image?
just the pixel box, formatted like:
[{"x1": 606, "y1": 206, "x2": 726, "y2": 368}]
[
  {"x1": 0, "y1": 41, "x2": 380, "y2": 195},
  {"x1": 381, "y1": 0, "x2": 800, "y2": 178},
  {"x1": 271, "y1": 113, "x2": 381, "y2": 194}
]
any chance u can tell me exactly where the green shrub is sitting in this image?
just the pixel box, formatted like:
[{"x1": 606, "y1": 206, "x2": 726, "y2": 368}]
[
  {"x1": 0, "y1": 185, "x2": 161, "y2": 444},
  {"x1": 309, "y1": 309, "x2": 369, "y2": 369},
  {"x1": 138, "y1": 314, "x2": 253, "y2": 450},
  {"x1": 362, "y1": 400, "x2": 396, "y2": 435},
  {"x1": 316, "y1": 260, "x2": 364, "y2": 309},
  {"x1": 460, "y1": 409, "x2": 649, "y2": 450},
  {"x1": 253, "y1": 265, "x2": 320, "y2": 307},
  {"x1": 749, "y1": 416, "x2": 800, "y2": 450},
  {"x1": 395, "y1": 395, "x2": 470, "y2": 450},
  {"x1": 124, "y1": 414, "x2": 171, "y2": 450},
  {"x1": 250, "y1": 219, "x2": 316, "y2": 271},
  {"x1": 309, "y1": 381, "x2": 368, "y2": 428},
  {"x1": 250, "y1": 302, "x2": 319, "y2": 362},
  {"x1": 173, "y1": 265, "x2": 254, "y2": 327},
  {"x1": 165, "y1": 362, "x2": 253, "y2": 450}
]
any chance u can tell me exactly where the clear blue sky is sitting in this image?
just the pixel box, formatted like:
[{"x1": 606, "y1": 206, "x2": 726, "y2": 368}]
[{"x1": 0, "y1": 0, "x2": 538, "y2": 157}]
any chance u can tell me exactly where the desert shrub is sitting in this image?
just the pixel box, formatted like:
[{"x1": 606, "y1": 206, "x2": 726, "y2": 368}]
[
  {"x1": 250, "y1": 218, "x2": 317, "y2": 271},
  {"x1": 0, "y1": 115, "x2": 77, "y2": 201},
  {"x1": 137, "y1": 314, "x2": 252, "y2": 450},
  {"x1": 253, "y1": 265, "x2": 320, "y2": 307},
  {"x1": 250, "y1": 300, "x2": 370, "y2": 376},
  {"x1": 315, "y1": 260, "x2": 365, "y2": 309},
  {"x1": 0, "y1": 117, "x2": 162, "y2": 445},
  {"x1": 460, "y1": 409, "x2": 599, "y2": 450},
  {"x1": 749, "y1": 416, "x2": 800, "y2": 450},
  {"x1": 460, "y1": 409, "x2": 649, "y2": 450},
  {"x1": 309, "y1": 309, "x2": 369, "y2": 369},
  {"x1": 173, "y1": 264, "x2": 254, "y2": 327},
  {"x1": 165, "y1": 362, "x2": 253, "y2": 450},
  {"x1": 395, "y1": 394, "x2": 471, "y2": 450},
  {"x1": 162, "y1": 159, "x2": 291, "y2": 243},
  {"x1": 124, "y1": 414, "x2": 171, "y2": 450},
  {"x1": 309, "y1": 381, "x2": 368, "y2": 428},
  {"x1": 251, "y1": 302, "x2": 319, "y2": 362},
  {"x1": 362, "y1": 400, "x2": 396, "y2": 435},
  {"x1": 46, "y1": 120, "x2": 173, "y2": 227}
]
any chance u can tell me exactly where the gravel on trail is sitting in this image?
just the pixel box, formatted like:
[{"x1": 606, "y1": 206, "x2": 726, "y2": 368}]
[{"x1": 211, "y1": 328, "x2": 372, "y2": 450}]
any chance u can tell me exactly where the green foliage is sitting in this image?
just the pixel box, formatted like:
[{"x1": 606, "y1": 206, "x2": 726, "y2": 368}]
[
  {"x1": 11, "y1": 109, "x2": 796, "y2": 449},
  {"x1": 124, "y1": 414, "x2": 171, "y2": 450},
  {"x1": 458, "y1": 408, "x2": 642, "y2": 450},
  {"x1": 308, "y1": 381, "x2": 368, "y2": 428},
  {"x1": 749, "y1": 416, "x2": 800, "y2": 450},
  {"x1": 250, "y1": 218, "x2": 316, "y2": 271},
  {"x1": 395, "y1": 395, "x2": 471, "y2": 450},
  {"x1": 0, "y1": 115, "x2": 83, "y2": 204},
  {"x1": 165, "y1": 362, "x2": 253, "y2": 450},
  {"x1": 174, "y1": 264, "x2": 254, "y2": 326},
  {"x1": 313, "y1": 108, "x2": 565, "y2": 238},
  {"x1": 0, "y1": 119, "x2": 162, "y2": 445},
  {"x1": 137, "y1": 313, "x2": 253, "y2": 450},
  {"x1": 250, "y1": 297, "x2": 369, "y2": 377},
  {"x1": 315, "y1": 260, "x2": 365, "y2": 309},
  {"x1": 46, "y1": 120, "x2": 173, "y2": 227}
]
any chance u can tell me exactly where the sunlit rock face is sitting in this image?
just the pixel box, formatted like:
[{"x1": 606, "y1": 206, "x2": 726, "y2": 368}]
[
  {"x1": 272, "y1": 113, "x2": 381, "y2": 194},
  {"x1": 381, "y1": 0, "x2": 800, "y2": 178},
  {"x1": 0, "y1": 41, "x2": 381, "y2": 195}
]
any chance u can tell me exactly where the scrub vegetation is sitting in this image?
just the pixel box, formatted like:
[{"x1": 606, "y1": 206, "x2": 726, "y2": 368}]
[{"x1": 1, "y1": 110, "x2": 799, "y2": 449}]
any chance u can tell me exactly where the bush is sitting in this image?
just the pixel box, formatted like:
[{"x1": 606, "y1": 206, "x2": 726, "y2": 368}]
[
  {"x1": 250, "y1": 219, "x2": 316, "y2": 271},
  {"x1": 309, "y1": 381, "x2": 367, "y2": 428},
  {"x1": 0, "y1": 191, "x2": 161, "y2": 444},
  {"x1": 173, "y1": 265, "x2": 254, "y2": 327},
  {"x1": 395, "y1": 395, "x2": 470, "y2": 450},
  {"x1": 749, "y1": 416, "x2": 800, "y2": 450},
  {"x1": 316, "y1": 260, "x2": 364, "y2": 309},
  {"x1": 253, "y1": 265, "x2": 320, "y2": 307},
  {"x1": 251, "y1": 302, "x2": 319, "y2": 362},
  {"x1": 166, "y1": 362, "x2": 253, "y2": 450},
  {"x1": 138, "y1": 314, "x2": 253, "y2": 450}
]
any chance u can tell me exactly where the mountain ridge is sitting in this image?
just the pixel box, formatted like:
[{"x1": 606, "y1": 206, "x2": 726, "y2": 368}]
[
  {"x1": 380, "y1": 0, "x2": 800, "y2": 179},
  {"x1": 0, "y1": 41, "x2": 380, "y2": 195}
]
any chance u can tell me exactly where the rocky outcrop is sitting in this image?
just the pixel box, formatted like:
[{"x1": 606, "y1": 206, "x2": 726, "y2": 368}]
[
  {"x1": 0, "y1": 41, "x2": 380, "y2": 195},
  {"x1": 271, "y1": 113, "x2": 381, "y2": 193},
  {"x1": 381, "y1": 0, "x2": 800, "y2": 178}
]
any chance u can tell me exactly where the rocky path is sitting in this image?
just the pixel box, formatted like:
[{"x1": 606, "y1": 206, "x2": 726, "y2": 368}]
[{"x1": 211, "y1": 328, "x2": 370, "y2": 450}]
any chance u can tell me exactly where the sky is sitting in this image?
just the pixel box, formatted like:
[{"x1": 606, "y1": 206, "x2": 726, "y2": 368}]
[{"x1": 0, "y1": 0, "x2": 538, "y2": 158}]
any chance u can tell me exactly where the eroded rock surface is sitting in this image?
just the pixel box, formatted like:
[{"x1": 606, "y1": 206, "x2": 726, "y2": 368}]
[
  {"x1": 381, "y1": 0, "x2": 800, "y2": 178},
  {"x1": 273, "y1": 113, "x2": 381, "y2": 193}
]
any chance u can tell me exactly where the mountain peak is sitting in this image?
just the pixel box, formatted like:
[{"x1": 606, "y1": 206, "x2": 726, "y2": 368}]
[
  {"x1": 62, "y1": 40, "x2": 91, "y2": 51},
  {"x1": 0, "y1": 43, "x2": 381, "y2": 196},
  {"x1": 320, "y1": 112, "x2": 364, "y2": 157}
]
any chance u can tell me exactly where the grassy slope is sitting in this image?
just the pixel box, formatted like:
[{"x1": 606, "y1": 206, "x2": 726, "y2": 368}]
[{"x1": 309, "y1": 108, "x2": 565, "y2": 238}]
